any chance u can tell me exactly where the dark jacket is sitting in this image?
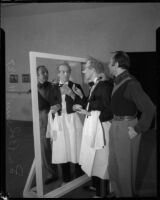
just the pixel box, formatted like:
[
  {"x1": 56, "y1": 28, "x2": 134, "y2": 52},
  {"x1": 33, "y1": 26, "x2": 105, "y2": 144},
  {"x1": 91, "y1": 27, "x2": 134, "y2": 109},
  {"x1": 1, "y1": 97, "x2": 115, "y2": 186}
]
[
  {"x1": 82, "y1": 80, "x2": 113, "y2": 122},
  {"x1": 111, "y1": 71, "x2": 156, "y2": 134},
  {"x1": 54, "y1": 81, "x2": 86, "y2": 115},
  {"x1": 38, "y1": 81, "x2": 60, "y2": 111}
]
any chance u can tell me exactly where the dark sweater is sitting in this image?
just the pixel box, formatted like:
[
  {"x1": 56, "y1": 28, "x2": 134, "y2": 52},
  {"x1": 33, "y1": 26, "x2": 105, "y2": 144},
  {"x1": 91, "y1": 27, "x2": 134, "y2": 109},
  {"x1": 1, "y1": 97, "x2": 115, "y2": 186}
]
[{"x1": 111, "y1": 71, "x2": 156, "y2": 134}]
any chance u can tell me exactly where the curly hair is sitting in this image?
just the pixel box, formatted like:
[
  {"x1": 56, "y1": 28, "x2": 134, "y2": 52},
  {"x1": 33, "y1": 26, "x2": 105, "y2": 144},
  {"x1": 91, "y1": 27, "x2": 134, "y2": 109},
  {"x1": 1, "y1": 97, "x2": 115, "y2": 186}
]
[{"x1": 87, "y1": 56, "x2": 104, "y2": 74}]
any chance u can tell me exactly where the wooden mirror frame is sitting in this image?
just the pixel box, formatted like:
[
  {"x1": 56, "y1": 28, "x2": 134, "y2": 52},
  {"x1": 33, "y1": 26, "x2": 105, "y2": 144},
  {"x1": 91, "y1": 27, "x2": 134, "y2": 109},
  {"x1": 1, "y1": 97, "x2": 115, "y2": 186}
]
[{"x1": 23, "y1": 51, "x2": 90, "y2": 198}]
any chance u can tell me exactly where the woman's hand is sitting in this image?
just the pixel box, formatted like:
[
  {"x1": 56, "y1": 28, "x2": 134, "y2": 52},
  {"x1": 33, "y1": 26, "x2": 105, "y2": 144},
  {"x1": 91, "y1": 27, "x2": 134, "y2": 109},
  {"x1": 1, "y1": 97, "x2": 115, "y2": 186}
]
[
  {"x1": 61, "y1": 85, "x2": 75, "y2": 99},
  {"x1": 76, "y1": 108, "x2": 91, "y2": 116},
  {"x1": 73, "y1": 104, "x2": 82, "y2": 112}
]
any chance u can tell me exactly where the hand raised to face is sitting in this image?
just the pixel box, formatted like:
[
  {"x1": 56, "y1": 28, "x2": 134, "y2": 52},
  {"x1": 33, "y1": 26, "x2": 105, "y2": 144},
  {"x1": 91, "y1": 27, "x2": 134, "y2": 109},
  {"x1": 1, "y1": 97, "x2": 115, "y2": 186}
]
[
  {"x1": 72, "y1": 84, "x2": 83, "y2": 99},
  {"x1": 60, "y1": 85, "x2": 75, "y2": 99}
]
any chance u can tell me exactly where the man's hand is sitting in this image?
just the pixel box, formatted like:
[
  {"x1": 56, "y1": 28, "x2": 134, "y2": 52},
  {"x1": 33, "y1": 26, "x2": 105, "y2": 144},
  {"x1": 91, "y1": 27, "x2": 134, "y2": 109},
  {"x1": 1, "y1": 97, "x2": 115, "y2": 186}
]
[
  {"x1": 72, "y1": 84, "x2": 83, "y2": 99},
  {"x1": 128, "y1": 126, "x2": 138, "y2": 139},
  {"x1": 50, "y1": 104, "x2": 61, "y2": 113},
  {"x1": 62, "y1": 85, "x2": 75, "y2": 100}
]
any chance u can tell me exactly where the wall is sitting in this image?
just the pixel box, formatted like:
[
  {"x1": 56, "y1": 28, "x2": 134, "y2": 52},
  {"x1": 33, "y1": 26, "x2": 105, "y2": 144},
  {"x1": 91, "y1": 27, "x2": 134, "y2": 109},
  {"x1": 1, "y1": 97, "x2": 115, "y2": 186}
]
[{"x1": 2, "y1": 3, "x2": 160, "y2": 121}]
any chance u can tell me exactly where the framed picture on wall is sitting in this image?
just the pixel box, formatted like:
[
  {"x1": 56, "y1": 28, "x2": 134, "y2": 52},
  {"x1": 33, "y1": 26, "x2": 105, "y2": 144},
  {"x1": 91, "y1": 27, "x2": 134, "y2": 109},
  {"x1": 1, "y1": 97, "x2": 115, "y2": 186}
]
[
  {"x1": 9, "y1": 74, "x2": 18, "y2": 83},
  {"x1": 22, "y1": 74, "x2": 30, "y2": 83}
]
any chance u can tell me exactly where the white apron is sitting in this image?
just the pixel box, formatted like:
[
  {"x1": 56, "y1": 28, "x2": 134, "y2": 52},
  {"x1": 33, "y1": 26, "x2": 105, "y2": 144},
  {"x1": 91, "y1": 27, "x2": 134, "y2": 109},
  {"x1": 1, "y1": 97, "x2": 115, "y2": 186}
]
[
  {"x1": 79, "y1": 111, "x2": 110, "y2": 179},
  {"x1": 92, "y1": 121, "x2": 111, "y2": 179},
  {"x1": 46, "y1": 94, "x2": 83, "y2": 164}
]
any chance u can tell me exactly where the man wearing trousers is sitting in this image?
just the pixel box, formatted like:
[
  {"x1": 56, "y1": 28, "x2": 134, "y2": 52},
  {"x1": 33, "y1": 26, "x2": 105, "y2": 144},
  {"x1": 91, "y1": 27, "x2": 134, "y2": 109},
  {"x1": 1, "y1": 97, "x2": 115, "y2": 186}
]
[
  {"x1": 37, "y1": 65, "x2": 59, "y2": 185},
  {"x1": 108, "y1": 51, "x2": 156, "y2": 197}
]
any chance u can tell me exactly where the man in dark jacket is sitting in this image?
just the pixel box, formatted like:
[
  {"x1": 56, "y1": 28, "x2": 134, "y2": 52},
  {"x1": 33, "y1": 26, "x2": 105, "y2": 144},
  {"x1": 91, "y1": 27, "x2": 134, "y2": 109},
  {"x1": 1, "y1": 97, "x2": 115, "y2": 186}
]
[
  {"x1": 37, "y1": 65, "x2": 60, "y2": 185},
  {"x1": 48, "y1": 62, "x2": 85, "y2": 185}
]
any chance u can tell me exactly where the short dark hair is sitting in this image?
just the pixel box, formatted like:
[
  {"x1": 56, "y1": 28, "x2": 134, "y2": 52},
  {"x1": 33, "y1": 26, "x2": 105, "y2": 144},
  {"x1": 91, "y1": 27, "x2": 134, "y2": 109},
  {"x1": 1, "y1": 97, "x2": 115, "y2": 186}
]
[
  {"x1": 112, "y1": 51, "x2": 130, "y2": 70},
  {"x1": 36, "y1": 65, "x2": 47, "y2": 74},
  {"x1": 87, "y1": 56, "x2": 104, "y2": 74}
]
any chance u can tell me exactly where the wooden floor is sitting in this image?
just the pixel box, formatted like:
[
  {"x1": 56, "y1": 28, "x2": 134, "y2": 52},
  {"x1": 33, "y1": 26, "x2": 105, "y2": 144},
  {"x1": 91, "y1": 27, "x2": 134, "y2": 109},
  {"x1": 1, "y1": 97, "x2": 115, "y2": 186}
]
[{"x1": 5, "y1": 120, "x2": 157, "y2": 198}]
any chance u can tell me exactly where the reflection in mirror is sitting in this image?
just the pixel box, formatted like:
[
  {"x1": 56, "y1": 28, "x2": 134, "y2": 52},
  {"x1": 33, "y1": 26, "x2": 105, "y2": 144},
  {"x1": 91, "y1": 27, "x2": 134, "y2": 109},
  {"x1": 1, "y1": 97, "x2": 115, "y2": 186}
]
[
  {"x1": 24, "y1": 52, "x2": 91, "y2": 198},
  {"x1": 36, "y1": 58, "x2": 87, "y2": 195}
]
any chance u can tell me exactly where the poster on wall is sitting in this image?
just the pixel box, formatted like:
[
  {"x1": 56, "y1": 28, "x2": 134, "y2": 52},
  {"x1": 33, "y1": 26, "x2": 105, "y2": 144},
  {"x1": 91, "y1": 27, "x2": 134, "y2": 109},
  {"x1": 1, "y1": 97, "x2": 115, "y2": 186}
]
[
  {"x1": 9, "y1": 74, "x2": 18, "y2": 83},
  {"x1": 22, "y1": 74, "x2": 30, "y2": 83}
]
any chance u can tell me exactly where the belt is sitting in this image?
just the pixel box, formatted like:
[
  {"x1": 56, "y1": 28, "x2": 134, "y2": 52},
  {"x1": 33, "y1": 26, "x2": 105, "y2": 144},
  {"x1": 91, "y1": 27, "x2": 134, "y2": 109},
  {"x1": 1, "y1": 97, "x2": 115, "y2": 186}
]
[{"x1": 113, "y1": 114, "x2": 137, "y2": 121}]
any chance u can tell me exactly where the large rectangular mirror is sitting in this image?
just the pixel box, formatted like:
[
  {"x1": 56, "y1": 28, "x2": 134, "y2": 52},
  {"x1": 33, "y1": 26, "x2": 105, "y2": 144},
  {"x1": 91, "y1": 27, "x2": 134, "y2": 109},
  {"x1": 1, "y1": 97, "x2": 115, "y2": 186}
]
[{"x1": 23, "y1": 52, "x2": 90, "y2": 198}]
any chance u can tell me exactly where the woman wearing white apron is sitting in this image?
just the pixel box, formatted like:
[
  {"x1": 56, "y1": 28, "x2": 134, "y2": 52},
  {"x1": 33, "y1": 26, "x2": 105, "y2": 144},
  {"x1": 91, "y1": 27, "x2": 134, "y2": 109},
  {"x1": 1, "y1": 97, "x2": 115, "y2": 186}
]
[{"x1": 74, "y1": 57, "x2": 113, "y2": 198}]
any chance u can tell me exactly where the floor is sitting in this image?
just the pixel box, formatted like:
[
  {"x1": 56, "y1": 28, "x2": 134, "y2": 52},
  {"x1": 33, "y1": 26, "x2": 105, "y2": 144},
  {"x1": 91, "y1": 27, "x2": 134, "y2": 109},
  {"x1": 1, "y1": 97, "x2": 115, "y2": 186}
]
[
  {"x1": 63, "y1": 130, "x2": 158, "y2": 198},
  {"x1": 5, "y1": 120, "x2": 158, "y2": 198}
]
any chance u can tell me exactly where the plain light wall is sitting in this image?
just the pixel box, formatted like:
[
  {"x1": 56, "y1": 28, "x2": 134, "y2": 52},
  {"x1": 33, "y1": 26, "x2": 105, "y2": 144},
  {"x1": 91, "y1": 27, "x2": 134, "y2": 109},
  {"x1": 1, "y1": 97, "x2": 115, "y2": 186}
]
[{"x1": 2, "y1": 3, "x2": 160, "y2": 121}]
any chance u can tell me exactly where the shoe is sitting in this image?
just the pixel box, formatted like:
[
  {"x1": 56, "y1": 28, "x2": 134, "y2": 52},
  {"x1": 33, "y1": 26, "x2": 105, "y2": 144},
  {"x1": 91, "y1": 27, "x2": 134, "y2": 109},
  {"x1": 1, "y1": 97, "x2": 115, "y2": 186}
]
[
  {"x1": 105, "y1": 192, "x2": 116, "y2": 198},
  {"x1": 92, "y1": 195, "x2": 101, "y2": 198},
  {"x1": 44, "y1": 176, "x2": 58, "y2": 185},
  {"x1": 83, "y1": 185, "x2": 96, "y2": 192}
]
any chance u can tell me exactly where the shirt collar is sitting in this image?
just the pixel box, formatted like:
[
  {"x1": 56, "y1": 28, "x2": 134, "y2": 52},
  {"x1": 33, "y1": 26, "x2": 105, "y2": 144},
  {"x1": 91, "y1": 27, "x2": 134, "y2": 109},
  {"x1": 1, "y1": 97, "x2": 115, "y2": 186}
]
[
  {"x1": 59, "y1": 81, "x2": 68, "y2": 85},
  {"x1": 114, "y1": 70, "x2": 130, "y2": 85},
  {"x1": 93, "y1": 77, "x2": 99, "y2": 84}
]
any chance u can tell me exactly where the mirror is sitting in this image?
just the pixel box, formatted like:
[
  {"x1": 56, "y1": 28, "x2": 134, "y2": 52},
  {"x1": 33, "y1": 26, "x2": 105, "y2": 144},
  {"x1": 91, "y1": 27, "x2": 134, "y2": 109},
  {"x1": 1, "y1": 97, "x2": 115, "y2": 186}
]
[{"x1": 23, "y1": 52, "x2": 90, "y2": 198}]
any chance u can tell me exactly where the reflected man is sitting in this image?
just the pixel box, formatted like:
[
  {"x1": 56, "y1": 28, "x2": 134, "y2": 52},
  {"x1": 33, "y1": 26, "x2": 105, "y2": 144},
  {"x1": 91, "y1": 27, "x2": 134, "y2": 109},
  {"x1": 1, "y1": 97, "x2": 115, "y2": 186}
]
[
  {"x1": 37, "y1": 65, "x2": 59, "y2": 185},
  {"x1": 47, "y1": 62, "x2": 85, "y2": 185}
]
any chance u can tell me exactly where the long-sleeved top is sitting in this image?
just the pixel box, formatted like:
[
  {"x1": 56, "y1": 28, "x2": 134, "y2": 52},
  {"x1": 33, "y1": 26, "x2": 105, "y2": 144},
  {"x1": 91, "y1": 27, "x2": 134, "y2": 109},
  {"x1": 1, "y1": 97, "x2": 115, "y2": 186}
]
[
  {"x1": 38, "y1": 81, "x2": 60, "y2": 111},
  {"x1": 54, "y1": 80, "x2": 86, "y2": 115},
  {"x1": 81, "y1": 79, "x2": 113, "y2": 122},
  {"x1": 111, "y1": 70, "x2": 156, "y2": 134}
]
